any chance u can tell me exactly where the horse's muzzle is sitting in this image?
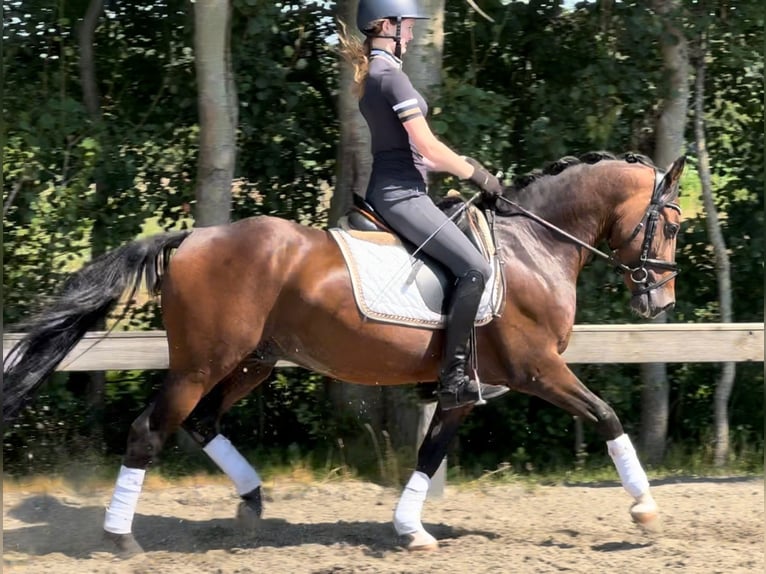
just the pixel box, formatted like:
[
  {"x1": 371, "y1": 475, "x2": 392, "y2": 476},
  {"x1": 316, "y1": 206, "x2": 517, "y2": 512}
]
[{"x1": 631, "y1": 293, "x2": 675, "y2": 319}]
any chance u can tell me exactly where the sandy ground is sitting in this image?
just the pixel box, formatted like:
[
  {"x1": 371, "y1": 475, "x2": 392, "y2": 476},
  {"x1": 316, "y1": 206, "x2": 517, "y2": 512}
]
[{"x1": 3, "y1": 475, "x2": 763, "y2": 573}]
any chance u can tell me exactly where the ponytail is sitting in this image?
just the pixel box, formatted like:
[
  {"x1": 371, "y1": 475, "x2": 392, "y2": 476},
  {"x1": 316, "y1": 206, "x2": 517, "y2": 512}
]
[{"x1": 338, "y1": 19, "x2": 384, "y2": 99}]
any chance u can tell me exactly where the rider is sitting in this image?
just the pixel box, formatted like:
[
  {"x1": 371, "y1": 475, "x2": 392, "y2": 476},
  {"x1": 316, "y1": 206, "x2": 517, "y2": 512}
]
[{"x1": 339, "y1": 0, "x2": 508, "y2": 410}]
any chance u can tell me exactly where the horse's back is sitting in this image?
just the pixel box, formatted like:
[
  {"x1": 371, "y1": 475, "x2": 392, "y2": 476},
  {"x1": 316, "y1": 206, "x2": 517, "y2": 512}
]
[
  {"x1": 160, "y1": 216, "x2": 336, "y2": 350},
  {"x1": 174, "y1": 215, "x2": 321, "y2": 251},
  {"x1": 168, "y1": 216, "x2": 331, "y2": 276}
]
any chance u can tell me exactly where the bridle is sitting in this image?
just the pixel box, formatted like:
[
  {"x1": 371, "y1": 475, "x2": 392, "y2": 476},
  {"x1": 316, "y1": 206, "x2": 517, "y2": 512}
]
[
  {"x1": 494, "y1": 166, "x2": 681, "y2": 297},
  {"x1": 607, "y1": 170, "x2": 681, "y2": 296}
]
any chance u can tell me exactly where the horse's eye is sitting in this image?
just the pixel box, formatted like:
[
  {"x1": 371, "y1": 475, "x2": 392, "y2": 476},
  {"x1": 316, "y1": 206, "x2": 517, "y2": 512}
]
[{"x1": 665, "y1": 223, "x2": 679, "y2": 238}]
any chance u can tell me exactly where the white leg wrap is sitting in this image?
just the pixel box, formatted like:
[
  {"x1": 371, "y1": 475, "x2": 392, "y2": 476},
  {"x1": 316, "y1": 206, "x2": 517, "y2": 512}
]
[
  {"x1": 393, "y1": 471, "x2": 430, "y2": 535},
  {"x1": 103, "y1": 466, "x2": 146, "y2": 534},
  {"x1": 607, "y1": 433, "x2": 650, "y2": 499},
  {"x1": 203, "y1": 434, "x2": 262, "y2": 495}
]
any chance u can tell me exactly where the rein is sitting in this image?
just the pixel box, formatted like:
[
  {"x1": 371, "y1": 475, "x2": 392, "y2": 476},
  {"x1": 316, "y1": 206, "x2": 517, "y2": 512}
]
[{"x1": 494, "y1": 169, "x2": 680, "y2": 296}]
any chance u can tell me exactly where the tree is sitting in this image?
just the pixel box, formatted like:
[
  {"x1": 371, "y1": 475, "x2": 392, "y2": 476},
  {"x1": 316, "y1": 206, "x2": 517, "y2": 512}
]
[
  {"x1": 328, "y1": 0, "x2": 372, "y2": 226},
  {"x1": 382, "y1": 0, "x2": 448, "y2": 455},
  {"x1": 639, "y1": 0, "x2": 690, "y2": 465},
  {"x1": 193, "y1": 0, "x2": 237, "y2": 226},
  {"x1": 327, "y1": 0, "x2": 451, "y2": 464},
  {"x1": 691, "y1": 32, "x2": 735, "y2": 467},
  {"x1": 77, "y1": 0, "x2": 108, "y2": 441},
  {"x1": 324, "y1": 0, "x2": 385, "y2": 465}
]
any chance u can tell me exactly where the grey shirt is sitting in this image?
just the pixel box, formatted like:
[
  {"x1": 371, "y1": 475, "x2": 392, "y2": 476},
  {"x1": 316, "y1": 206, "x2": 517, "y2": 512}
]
[{"x1": 360, "y1": 49, "x2": 429, "y2": 196}]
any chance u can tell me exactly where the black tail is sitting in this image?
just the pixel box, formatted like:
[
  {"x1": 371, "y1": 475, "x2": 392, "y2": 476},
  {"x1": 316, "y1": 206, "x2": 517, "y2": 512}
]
[{"x1": 2, "y1": 230, "x2": 191, "y2": 422}]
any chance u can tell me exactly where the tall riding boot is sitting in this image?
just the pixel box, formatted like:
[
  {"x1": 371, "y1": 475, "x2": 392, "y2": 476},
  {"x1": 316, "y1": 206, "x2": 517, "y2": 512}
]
[{"x1": 437, "y1": 270, "x2": 509, "y2": 410}]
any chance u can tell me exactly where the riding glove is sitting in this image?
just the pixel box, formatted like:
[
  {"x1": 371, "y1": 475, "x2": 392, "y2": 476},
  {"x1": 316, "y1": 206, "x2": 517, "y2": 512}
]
[{"x1": 463, "y1": 157, "x2": 504, "y2": 199}]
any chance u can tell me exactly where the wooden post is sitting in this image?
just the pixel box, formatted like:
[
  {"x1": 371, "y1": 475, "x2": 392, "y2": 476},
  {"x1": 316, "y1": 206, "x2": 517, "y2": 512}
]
[{"x1": 417, "y1": 401, "x2": 446, "y2": 499}]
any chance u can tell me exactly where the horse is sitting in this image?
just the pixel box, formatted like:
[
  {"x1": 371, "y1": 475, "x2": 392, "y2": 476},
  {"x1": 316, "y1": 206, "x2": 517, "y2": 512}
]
[{"x1": 3, "y1": 151, "x2": 685, "y2": 557}]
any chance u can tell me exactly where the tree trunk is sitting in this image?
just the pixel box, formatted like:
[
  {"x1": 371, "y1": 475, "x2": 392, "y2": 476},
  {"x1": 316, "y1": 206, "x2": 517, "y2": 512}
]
[
  {"x1": 403, "y1": 0, "x2": 445, "y2": 99},
  {"x1": 193, "y1": 0, "x2": 237, "y2": 227},
  {"x1": 640, "y1": 0, "x2": 689, "y2": 465},
  {"x1": 693, "y1": 35, "x2": 735, "y2": 467},
  {"x1": 328, "y1": 0, "x2": 372, "y2": 226},
  {"x1": 78, "y1": 0, "x2": 106, "y2": 448},
  {"x1": 381, "y1": 0, "x2": 447, "y2": 455},
  {"x1": 78, "y1": 0, "x2": 103, "y2": 122},
  {"x1": 326, "y1": 0, "x2": 384, "y2": 462},
  {"x1": 327, "y1": 1, "x2": 448, "y2": 465}
]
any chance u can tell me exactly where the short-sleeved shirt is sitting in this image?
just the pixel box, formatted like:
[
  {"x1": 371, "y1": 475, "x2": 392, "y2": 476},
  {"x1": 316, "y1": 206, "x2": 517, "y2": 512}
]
[{"x1": 360, "y1": 49, "x2": 428, "y2": 194}]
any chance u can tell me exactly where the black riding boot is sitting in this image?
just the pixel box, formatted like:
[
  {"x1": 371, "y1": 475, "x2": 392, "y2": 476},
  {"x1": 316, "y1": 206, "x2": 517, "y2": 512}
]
[{"x1": 438, "y1": 270, "x2": 509, "y2": 410}]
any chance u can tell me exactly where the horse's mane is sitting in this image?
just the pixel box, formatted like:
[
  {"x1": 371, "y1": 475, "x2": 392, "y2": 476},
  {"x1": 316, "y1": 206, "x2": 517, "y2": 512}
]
[
  {"x1": 506, "y1": 151, "x2": 656, "y2": 194},
  {"x1": 437, "y1": 151, "x2": 656, "y2": 214}
]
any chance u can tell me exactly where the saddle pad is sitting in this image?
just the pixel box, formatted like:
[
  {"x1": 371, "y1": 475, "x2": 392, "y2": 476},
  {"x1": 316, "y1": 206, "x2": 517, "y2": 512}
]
[{"x1": 328, "y1": 228, "x2": 504, "y2": 329}]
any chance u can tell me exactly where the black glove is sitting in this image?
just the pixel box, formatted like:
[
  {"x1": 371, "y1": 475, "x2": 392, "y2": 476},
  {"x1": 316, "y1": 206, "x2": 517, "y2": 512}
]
[{"x1": 464, "y1": 157, "x2": 504, "y2": 199}]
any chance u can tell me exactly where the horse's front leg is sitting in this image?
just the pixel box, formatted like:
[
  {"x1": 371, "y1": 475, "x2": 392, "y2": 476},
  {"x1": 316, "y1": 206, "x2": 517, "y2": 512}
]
[
  {"x1": 524, "y1": 358, "x2": 659, "y2": 529},
  {"x1": 394, "y1": 401, "x2": 474, "y2": 551}
]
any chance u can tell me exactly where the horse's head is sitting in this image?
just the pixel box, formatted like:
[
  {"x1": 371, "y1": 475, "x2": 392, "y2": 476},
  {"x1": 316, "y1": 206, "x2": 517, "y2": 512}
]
[{"x1": 610, "y1": 156, "x2": 685, "y2": 319}]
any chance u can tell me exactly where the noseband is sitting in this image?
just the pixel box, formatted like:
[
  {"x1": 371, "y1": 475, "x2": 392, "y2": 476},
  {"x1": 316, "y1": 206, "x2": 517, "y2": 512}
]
[
  {"x1": 494, "y1": 166, "x2": 681, "y2": 297},
  {"x1": 608, "y1": 170, "x2": 681, "y2": 296}
]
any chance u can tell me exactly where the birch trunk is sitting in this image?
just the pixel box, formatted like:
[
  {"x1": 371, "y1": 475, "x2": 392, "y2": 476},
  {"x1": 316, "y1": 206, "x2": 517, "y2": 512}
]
[
  {"x1": 193, "y1": 0, "x2": 237, "y2": 226},
  {"x1": 693, "y1": 35, "x2": 736, "y2": 467},
  {"x1": 78, "y1": 0, "x2": 106, "y2": 446},
  {"x1": 640, "y1": 0, "x2": 689, "y2": 464},
  {"x1": 383, "y1": 0, "x2": 446, "y2": 454}
]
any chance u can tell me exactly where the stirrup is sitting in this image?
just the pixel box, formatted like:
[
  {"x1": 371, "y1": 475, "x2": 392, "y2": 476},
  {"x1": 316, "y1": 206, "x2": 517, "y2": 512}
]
[{"x1": 437, "y1": 376, "x2": 509, "y2": 411}]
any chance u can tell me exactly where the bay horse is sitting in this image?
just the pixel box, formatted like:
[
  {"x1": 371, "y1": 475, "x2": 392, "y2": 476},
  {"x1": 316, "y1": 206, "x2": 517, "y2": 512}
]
[{"x1": 3, "y1": 152, "x2": 684, "y2": 556}]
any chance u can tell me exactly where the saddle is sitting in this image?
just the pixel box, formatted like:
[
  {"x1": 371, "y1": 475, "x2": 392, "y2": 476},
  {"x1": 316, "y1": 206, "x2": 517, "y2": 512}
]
[{"x1": 330, "y1": 193, "x2": 505, "y2": 329}]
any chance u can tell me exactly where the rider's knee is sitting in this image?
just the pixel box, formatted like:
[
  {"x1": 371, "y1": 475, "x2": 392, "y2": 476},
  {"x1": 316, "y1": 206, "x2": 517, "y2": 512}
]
[{"x1": 462, "y1": 262, "x2": 491, "y2": 287}]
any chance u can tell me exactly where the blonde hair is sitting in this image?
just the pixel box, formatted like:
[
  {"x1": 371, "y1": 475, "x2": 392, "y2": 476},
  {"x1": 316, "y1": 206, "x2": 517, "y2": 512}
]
[{"x1": 337, "y1": 19, "x2": 385, "y2": 99}]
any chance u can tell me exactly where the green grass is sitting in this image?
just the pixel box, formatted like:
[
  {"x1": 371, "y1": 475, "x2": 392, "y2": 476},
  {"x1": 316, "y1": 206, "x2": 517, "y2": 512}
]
[
  {"x1": 678, "y1": 168, "x2": 702, "y2": 218},
  {"x1": 442, "y1": 442, "x2": 763, "y2": 490},
  {"x1": 6, "y1": 436, "x2": 761, "y2": 495}
]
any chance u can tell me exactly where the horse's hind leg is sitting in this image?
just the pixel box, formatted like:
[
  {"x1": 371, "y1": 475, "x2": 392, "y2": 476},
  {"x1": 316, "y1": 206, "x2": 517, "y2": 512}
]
[
  {"x1": 102, "y1": 369, "x2": 217, "y2": 556},
  {"x1": 182, "y1": 359, "x2": 275, "y2": 526},
  {"x1": 394, "y1": 402, "x2": 474, "y2": 551},
  {"x1": 520, "y1": 357, "x2": 659, "y2": 529}
]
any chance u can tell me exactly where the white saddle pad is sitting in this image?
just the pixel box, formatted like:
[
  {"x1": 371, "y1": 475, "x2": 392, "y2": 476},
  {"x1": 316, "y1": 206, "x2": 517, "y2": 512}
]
[{"x1": 329, "y1": 228, "x2": 504, "y2": 329}]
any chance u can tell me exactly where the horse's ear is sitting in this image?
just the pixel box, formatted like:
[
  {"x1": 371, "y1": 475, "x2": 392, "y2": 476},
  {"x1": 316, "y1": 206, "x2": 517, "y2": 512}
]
[{"x1": 657, "y1": 155, "x2": 686, "y2": 203}]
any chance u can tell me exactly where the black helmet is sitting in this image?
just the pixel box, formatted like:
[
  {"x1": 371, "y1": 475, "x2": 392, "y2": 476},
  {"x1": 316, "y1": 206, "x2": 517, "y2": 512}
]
[{"x1": 356, "y1": 0, "x2": 429, "y2": 33}]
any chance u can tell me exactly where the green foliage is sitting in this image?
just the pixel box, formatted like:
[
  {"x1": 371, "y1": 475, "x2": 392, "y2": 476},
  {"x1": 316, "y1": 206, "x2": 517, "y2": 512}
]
[
  {"x1": 439, "y1": 0, "x2": 763, "y2": 472},
  {"x1": 231, "y1": 0, "x2": 338, "y2": 225},
  {"x1": 3, "y1": 0, "x2": 763, "y2": 478}
]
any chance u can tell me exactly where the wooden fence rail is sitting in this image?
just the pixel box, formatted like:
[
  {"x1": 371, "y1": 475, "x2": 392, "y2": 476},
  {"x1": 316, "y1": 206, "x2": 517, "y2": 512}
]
[{"x1": 3, "y1": 323, "x2": 763, "y2": 370}]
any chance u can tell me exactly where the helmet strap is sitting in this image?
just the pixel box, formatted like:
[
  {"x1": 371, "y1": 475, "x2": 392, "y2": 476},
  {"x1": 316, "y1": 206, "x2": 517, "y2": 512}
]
[
  {"x1": 364, "y1": 18, "x2": 404, "y2": 58},
  {"x1": 393, "y1": 17, "x2": 402, "y2": 59}
]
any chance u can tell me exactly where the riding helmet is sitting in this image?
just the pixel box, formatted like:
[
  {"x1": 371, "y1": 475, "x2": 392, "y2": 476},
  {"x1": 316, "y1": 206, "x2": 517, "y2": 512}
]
[{"x1": 356, "y1": 0, "x2": 429, "y2": 33}]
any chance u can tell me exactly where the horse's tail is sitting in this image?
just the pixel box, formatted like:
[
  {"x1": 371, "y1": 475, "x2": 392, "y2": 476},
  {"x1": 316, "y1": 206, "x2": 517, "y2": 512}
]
[{"x1": 2, "y1": 230, "x2": 192, "y2": 422}]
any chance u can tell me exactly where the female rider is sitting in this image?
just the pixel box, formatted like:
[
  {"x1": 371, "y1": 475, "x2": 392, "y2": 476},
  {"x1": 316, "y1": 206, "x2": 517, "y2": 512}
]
[{"x1": 339, "y1": 0, "x2": 508, "y2": 410}]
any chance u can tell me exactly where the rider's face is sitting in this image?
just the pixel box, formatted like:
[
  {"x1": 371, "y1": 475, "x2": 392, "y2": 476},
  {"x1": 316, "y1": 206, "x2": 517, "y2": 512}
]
[{"x1": 384, "y1": 18, "x2": 416, "y2": 55}]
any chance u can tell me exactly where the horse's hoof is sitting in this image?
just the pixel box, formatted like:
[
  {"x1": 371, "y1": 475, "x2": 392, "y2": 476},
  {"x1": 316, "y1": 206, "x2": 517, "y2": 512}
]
[
  {"x1": 103, "y1": 530, "x2": 144, "y2": 558},
  {"x1": 236, "y1": 500, "x2": 262, "y2": 530},
  {"x1": 401, "y1": 530, "x2": 439, "y2": 551},
  {"x1": 630, "y1": 494, "x2": 662, "y2": 533}
]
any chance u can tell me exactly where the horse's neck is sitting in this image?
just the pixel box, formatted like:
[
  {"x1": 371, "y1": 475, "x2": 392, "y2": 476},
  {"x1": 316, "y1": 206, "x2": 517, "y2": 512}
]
[{"x1": 512, "y1": 169, "x2": 620, "y2": 251}]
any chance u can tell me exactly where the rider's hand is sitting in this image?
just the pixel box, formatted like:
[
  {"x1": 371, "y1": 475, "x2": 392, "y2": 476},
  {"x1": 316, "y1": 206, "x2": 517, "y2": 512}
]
[{"x1": 464, "y1": 157, "x2": 504, "y2": 199}]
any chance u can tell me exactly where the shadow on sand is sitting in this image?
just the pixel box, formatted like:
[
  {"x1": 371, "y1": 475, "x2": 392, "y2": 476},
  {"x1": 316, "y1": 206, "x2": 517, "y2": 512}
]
[{"x1": 3, "y1": 494, "x2": 499, "y2": 558}]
